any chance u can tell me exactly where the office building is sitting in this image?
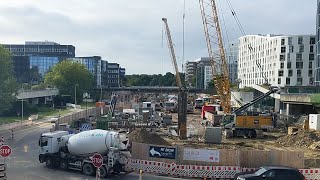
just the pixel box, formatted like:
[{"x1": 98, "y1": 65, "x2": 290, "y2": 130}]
[
  {"x1": 185, "y1": 61, "x2": 198, "y2": 86},
  {"x1": 69, "y1": 56, "x2": 102, "y2": 87},
  {"x1": 2, "y1": 41, "x2": 75, "y2": 83},
  {"x1": 186, "y1": 43, "x2": 238, "y2": 89},
  {"x1": 238, "y1": 34, "x2": 316, "y2": 88},
  {"x1": 315, "y1": 0, "x2": 320, "y2": 85},
  {"x1": 107, "y1": 63, "x2": 120, "y2": 87}
]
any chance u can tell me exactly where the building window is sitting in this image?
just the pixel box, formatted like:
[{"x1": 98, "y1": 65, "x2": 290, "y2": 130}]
[
  {"x1": 297, "y1": 77, "x2": 303, "y2": 85},
  {"x1": 309, "y1": 70, "x2": 313, "y2": 77},
  {"x1": 310, "y1": 37, "x2": 316, "y2": 44},
  {"x1": 309, "y1": 62, "x2": 313, "y2": 69},
  {"x1": 309, "y1": 54, "x2": 314, "y2": 61},
  {"x1": 286, "y1": 77, "x2": 290, "y2": 85},
  {"x1": 287, "y1": 62, "x2": 291, "y2": 69},
  {"x1": 297, "y1": 70, "x2": 302, "y2": 77},
  {"x1": 278, "y1": 78, "x2": 281, "y2": 84},
  {"x1": 281, "y1": 39, "x2": 285, "y2": 45},
  {"x1": 280, "y1": 63, "x2": 284, "y2": 69},
  {"x1": 287, "y1": 53, "x2": 290, "y2": 61},
  {"x1": 289, "y1": 46, "x2": 294, "y2": 53},
  {"x1": 310, "y1": 46, "x2": 314, "y2": 52},
  {"x1": 299, "y1": 45, "x2": 304, "y2": 53},
  {"x1": 281, "y1": 47, "x2": 286, "y2": 53},
  {"x1": 280, "y1": 55, "x2": 285, "y2": 61},
  {"x1": 296, "y1": 53, "x2": 302, "y2": 61},
  {"x1": 310, "y1": 77, "x2": 314, "y2": 85},
  {"x1": 296, "y1": 62, "x2": 303, "y2": 69},
  {"x1": 288, "y1": 37, "x2": 292, "y2": 45},
  {"x1": 288, "y1": 70, "x2": 293, "y2": 77},
  {"x1": 298, "y1": 36, "x2": 303, "y2": 44},
  {"x1": 278, "y1": 70, "x2": 284, "y2": 77}
]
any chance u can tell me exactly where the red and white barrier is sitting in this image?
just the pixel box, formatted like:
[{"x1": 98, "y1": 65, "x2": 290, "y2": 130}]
[
  {"x1": 299, "y1": 169, "x2": 320, "y2": 180},
  {"x1": 126, "y1": 159, "x2": 320, "y2": 179}
]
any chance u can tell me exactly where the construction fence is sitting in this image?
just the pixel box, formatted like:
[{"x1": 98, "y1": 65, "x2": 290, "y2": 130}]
[
  {"x1": 126, "y1": 159, "x2": 320, "y2": 180},
  {"x1": 131, "y1": 142, "x2": 304, "y2": 169},
  {"x1": 58, "y1": 107, "x2": 109, "y2": 124}
]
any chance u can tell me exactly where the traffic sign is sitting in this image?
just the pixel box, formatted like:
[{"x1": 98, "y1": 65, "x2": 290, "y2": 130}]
[
  {"x1": 92, "y1": 153, "x2": 103, "y2": 168},
  {"x1": 149, "y1": 146, "x2": 176, "y2": 159},
  {"x1": 0, "y1": 145, "x2": 12, "y2": 157}
]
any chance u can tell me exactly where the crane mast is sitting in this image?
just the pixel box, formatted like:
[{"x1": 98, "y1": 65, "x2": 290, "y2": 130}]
[
  {"x1": 162, "y1": 18, "x2": 187, "y2": 139},
  {"x1": 199, "y1": 0, "x2": 231, "y2": 113},
  {"x1": 162, "y1": 18, "x2": 183, "y2": 88}
]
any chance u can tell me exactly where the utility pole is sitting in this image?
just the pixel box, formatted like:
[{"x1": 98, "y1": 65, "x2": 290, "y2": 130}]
[
  {"x1": 100, "y1": 86, "x2": 102, "y2": 102},
  {"x1": 21, "y1": 85, "x2": 24, "y2": 122}
]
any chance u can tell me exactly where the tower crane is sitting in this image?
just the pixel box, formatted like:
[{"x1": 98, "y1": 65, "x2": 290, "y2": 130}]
[
  {"x1": 162, "y1": 18, "x2": 187, "y2": 139},
  {"x1": 199, "y1": 0, "x2": 231, "y2": 113}
]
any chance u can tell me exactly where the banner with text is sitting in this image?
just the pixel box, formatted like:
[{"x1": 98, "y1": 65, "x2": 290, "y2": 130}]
[{"x1": 183, "y1": 148, "x2": 220, "y2": 162}]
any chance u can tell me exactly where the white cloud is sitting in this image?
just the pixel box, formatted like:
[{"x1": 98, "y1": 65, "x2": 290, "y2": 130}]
[{"x1": 0, "y1": 0, "x2": 316, "y2": 74}]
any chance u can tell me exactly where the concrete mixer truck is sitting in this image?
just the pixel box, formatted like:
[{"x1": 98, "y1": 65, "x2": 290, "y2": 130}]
[{"x1": 38, "y1": 129, "x2": 131, "y2": 178}]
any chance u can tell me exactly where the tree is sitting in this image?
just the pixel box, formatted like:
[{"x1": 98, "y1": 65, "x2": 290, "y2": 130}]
[
  {"x1": 44, "y1": 60, "x2": 93, "y2": 103},
  {"x1": 207, "y1": 79, "x2": 217, "y2": 94},
  {"x1": 0, "y1": 45, "x2": 18, "y2": 115}
]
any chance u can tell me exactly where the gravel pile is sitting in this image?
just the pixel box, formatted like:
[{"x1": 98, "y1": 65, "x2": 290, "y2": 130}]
[
  {"x1": 276, "y1": 130, "x2": 320, "y2": 149},
  {"x1": 129, "y1": 128, "x2": 171, "y2": 146}
]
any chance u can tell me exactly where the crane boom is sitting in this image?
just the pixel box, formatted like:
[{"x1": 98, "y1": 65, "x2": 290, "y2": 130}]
[
  {"x1": 199, "y1": 0, "x2": 231, "y2": 113},
  {"x1": 162, "y1": 18, "x2": 183, "y2": 88},
  {"x1": 162, "y1": 18, "x2": 187, "y2": 139}
]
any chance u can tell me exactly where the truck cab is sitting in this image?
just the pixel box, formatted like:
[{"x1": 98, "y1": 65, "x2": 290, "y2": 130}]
[{"x1": 39, "y1": 131, "x2": 69, "y2": 154}]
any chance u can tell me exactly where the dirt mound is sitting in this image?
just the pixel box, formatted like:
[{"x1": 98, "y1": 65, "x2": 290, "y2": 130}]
[
  {"x1": 276, "y1": 130, "x2": 320, "y2": 149},
  {"x1": 129, "y1": 128, "x2": 171, "y2": 146}
]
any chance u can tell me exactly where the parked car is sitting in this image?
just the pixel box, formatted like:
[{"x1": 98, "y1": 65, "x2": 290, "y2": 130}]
[
  {"x1": 194, "y1": 98, "x2": 204, "y2": 109},
  {"x1": 50, "y1": 117, "x2": 59, "y2": 123},
  {"x1": 187, "y1": 103, "x2": 194, "y2": 113},
  {"x1": 236, "y1": 166, "x2": 305, "y2": 180},
  {"x1": 155, "y1": 103, "x2": 163, "y2": 111}
]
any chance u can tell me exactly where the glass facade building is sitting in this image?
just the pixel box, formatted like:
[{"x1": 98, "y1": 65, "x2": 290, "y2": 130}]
[
  {"x1": 70, "y1": 56, "x2": 102, "y2": 87},
  {"x1": 316, "y1": 0, "x2": 320, "y2": 85},
  {"x1": 2, "y1": 41, "x2": 75, "y2": 83},
  {"x1": 30, "y1": 56, "x2": 59, "y2": 77}
]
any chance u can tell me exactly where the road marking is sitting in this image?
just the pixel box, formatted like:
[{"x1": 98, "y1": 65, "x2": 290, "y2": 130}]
[
  {"x1": 14, "y1": 160, "x2": 31, "y2": 163},
  {"x1": 24, "y1": 145, "x2": 28, "y2": 152}
]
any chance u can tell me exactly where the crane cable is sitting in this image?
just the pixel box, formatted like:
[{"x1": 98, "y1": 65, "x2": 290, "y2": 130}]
[{"x1": 225, "y1": 0, "x2": 269, "y2": 85}]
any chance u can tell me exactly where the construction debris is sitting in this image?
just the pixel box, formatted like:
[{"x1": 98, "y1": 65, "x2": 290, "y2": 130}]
[
  {"x1": 276, "y1": 130, "x2": 320, "y2": 149},
  {"x1": 129, "y1": 128, "x2": 171, "y2": 146}
]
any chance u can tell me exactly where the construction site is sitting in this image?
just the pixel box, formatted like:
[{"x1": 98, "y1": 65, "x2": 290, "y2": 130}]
[{"x1": 87, "y1": 2, "x2": 320, "y2": 170}]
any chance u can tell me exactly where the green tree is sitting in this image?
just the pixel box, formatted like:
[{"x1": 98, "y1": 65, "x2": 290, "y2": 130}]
[
  {"x1": 44, "y1": 60, "x2": 93, "y2": 103},
  {"x1": 0, "y1": 45, "x2": 18, "y2": 115}
]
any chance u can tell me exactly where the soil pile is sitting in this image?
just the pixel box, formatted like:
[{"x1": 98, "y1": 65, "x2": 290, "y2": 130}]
[
  {"x1": 129, "y1": 128, "x2": 171, "y2": 146},
  {"x1": 276, "y1": 130, "x2": 320, "y2": 149}
]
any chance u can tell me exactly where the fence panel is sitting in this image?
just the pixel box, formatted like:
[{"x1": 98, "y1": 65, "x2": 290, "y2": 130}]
[{"x1": 239, "y1": 150, "x2": 304, "y2": 169}]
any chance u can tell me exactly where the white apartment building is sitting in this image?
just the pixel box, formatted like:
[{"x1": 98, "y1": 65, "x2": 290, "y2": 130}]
[{"x1": 238, "y1": 34, "x2": 316, "y2": 88}]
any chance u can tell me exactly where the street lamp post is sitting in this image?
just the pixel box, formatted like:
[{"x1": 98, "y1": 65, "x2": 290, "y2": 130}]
[
  {"x1": 74, "y1": 84, "x2": 79, "y2": 109},
  {"x1": 21, "y1": 85, "x2": 24, "y2": 122},
  {"x1": 83, "y1": 92, "x2": 90, "y2": 120}
]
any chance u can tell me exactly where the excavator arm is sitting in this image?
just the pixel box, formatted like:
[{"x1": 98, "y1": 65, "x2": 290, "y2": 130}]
[{"x1": 233, "y1": 87, "x2": 280, "y2": 115}]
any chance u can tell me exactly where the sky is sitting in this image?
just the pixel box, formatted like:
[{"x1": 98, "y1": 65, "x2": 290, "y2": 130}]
[{"x1": 0, "y1": 0, "x2": 317, "y2": 75}]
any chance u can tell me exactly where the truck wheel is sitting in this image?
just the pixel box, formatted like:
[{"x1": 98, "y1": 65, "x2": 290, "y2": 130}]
[
  {"x1": 45, "y1": 158, "x2": 52, "y2": 168},
  {"x1": 60, "y1": 161, "x2": 68, "y2": 170},
  {"x1": 82, "y1": 163, "x2": 94, "y2": 176},
  {"x1": 99, "y1": 166, "x2": 108, "y2": 178}
]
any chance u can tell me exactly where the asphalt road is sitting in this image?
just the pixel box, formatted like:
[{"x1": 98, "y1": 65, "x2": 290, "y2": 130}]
[{"x1": 0, "y1": 122, "x2": 181, "y2": 180}]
